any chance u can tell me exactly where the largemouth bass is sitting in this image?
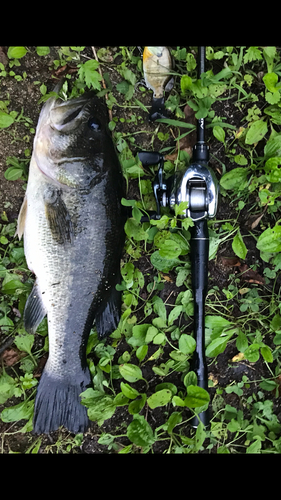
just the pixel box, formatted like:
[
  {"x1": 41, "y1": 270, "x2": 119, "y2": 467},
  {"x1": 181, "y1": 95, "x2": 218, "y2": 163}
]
[{"x1": 17, "y1": 85, "x2": 125, "y2": 434}]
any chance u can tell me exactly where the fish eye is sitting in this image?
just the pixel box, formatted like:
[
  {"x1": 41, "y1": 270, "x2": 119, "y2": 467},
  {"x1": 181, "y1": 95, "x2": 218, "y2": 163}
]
[{"x1": 88, "y1": 117, "x2": 101, "y2": 131}]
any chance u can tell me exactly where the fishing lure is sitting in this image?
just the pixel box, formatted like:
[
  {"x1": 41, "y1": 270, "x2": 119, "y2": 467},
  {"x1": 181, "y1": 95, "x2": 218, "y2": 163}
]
[{"x1": 143, "y1": 46, "x2": 173, "y2": 121}]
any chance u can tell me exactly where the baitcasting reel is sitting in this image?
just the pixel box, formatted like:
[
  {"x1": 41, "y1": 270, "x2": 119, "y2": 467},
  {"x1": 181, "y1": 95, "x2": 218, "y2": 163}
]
[{"x1": 138, "y1": 147, "x2": 219, "y2": 223}]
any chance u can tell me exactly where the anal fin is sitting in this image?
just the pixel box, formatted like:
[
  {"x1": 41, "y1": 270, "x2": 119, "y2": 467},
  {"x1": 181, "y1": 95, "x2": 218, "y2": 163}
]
[
  {"x1": 95, "y1": 283, "x2": 122, "y2": 339},
  {"x1": 24, "y1": 282, "x2": 47, "y2": 334}
]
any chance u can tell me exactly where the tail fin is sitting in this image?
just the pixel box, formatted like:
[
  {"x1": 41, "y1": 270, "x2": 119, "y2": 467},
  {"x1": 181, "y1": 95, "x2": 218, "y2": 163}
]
[{"x1": 33, "y1": 368, "x2": 91, "y2": 434}]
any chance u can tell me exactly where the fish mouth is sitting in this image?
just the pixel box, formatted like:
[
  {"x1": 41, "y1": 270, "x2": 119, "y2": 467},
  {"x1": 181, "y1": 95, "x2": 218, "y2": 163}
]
[
  {"x1": 50, "y1": 95, "x2": 93, "y2": 133},
  {"x1": 39, "y1": 82, "x2": 95, "y2": 134}
]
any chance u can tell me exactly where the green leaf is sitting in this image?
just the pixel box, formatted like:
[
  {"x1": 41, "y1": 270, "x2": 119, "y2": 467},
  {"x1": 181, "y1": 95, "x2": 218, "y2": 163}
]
[
  {"x1": 263, "y1": 47, "x2": 276, "y2": 72},
  {"x1": 87, "y1": 395, "x2": 116, "y2": 426},
  {"x1": 176, "y1": 267, "x2": 189, "y2": 287},
  {"x1": 7, "y1": 46, "x2": 27, "y2": 59},
  {"x1": 119, "y1": 363, "x2": 143, "y2": 383},
  {"x1": 125, "y1": 218, "x2": 148, "y2": 242},
  {"x1": 1, "y1": 400, "x2": 33, "y2": 423},
  {"x1": 156, "y1": 117, "x2": 196, "y2": 129},
  {"x1": 184, "y1": 371, "x2": 197, "y2": 388},
  {"x1": 264, "y1": 134, "x2": 281, "y2": 158},
  {"x1": 14, "y1": 333, "x2": 34, "y2": 355},
  {"x1": 128, "y1": 394, "x2": 147, "y2": 415},
  {"x1": 150, "y1": 250, "x2": 181, "y2": 273},
  {"x1": 153, "y1": 297, "x2": 167, "y2": 322},
  {"x1": 158, "y1": 240, "x2": 183, "y2": 259},
  {"x1": 36, "y1": 47, "x2": 50, "y2": 56},
  {"x1": 147, "y1": 389, "x2": 172, "y2": 409},
  {"x1": 263, "y1": 72, "x2": 279, "y2": 92},
  {"x1": 172, "y1": 395, "x2": 186, "y2": 407},
  {"x1": 0, "y1": 236, "x2": 8, "y2": 245},
  {"x1": 260, "y1": 345, "x2": 273, "y2": 363},
  {"x1": 127, "y1": 414, "x2": 155, "y2": 447},
  {"x1": 206, "y1": 336, "x2": 228, "y2": 357},
  {"x1": 153, "y1": 333, "x2": 165, "y2": 344},
  {"x1": 178, "y1": 334, "x2": 196, "y2": 355},
  {"x1": 155, "y1": 382, "x2": 177, "y2": 396},
  {"x1": 78, "y1": 60, "x2": 102, "y2": 90},
  {"x1": 195, "y1": 422, "x2": 206, "y2": 450},
  {"x1": 206, "y1": 329, "x2": 236, "y2": 357},
  {"x1": 145, "y1": 326, "x2": 159, "y2": 343},
  {"x1": 257, "y1": 224, "x2": 281, "y2": 253},
  {"x1": 180, "y1": 75, "x2": 193, "y2": 94},
  {"x1": 234, "y1": 154, "x2": 248, "y2": 166},
  {"x1": 213, "y1": 125, "x2": 225, "y2": 143},
  {"x1": 243, "y1": 47, "x2": 262, "y2": 64},
  {"x1": 270, "y1": 313, "x2": 281, "y2": 331},
  {"x1": 220, "y1": 167, "x2": 248, "y2": 191},
  {"x1": 4, "y1": 166, "x2": 24, "y2": 181},
  {"x1": 167, "y1": 411, "x2": 182, "y2": 434},
  {"x1": 205, "y1": 315, "x2": 232, "y2": 337},
  {"x1": 136, "y1": 344, "x2": 148, "y2": 362},
  {"x1": 245, "y1": 119, "x2": 268, "y2": 145},
  {"x1": 246, "y1": 439, "x2": 262, "y2": 454},
  {"x1": 0, "y1": 372, "x2": 17, "y2": 404},
  {"x1": 0, "y1": 111, "x2": 14, "y2": 129},
  {"x1": 265, "y1": 91, "x2": 280, "y2": 105},
  {"x1": 121, "y1": 68, "x2": 136, "y2": 86},
  {"x1": 244, "y1": 343, "x2": 260, "y2": 363},
  {"x1": 116, "y1": 80, "x2": 130, "y2": 95},
  {"x1": 184, "y1": 385, "x2": 210, "y2": 408},
  {"x1": 120, "y1": 382, "x2": 140, "y2": 399},
  {"x1": 2, "y1": 278, "x2": 31, "y2": 295},
  {"x1": 236, "y1": 330, "x2": 248, "y2": 353},
  {"x1": 168, "y1": 305, "x2": 183, "y2": 326},
  {"x1": 259, "y1": 379, "x2": 278, "y2": 391},
  {"x1": 113, "y1": 392, "x2": 129, "y2": 407},
  {"x1": 186, "y1": 53, "x2": 196, "y2": 71},
  {"x1": 232, "y1": 230, "x2": 247, "y2": 260}
]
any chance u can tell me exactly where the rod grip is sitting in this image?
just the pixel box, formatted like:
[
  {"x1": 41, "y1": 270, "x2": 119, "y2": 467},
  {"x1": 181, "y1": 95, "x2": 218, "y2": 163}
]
[
  {"x1": 190, "y1": 219, "x2": 209, "y2": 295},
  {"x1": 190, "y1": 218, "x2": 210, "y2": 428}
]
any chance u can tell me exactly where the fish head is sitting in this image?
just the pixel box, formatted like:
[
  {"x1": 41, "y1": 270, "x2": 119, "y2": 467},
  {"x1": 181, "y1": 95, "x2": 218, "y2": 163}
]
[
  {"x1": 33, "y1": 84, "x2": 112, "y2": 187},
  {"x1": 143, "y1": 47, "x2": 165, "y2": 61}
]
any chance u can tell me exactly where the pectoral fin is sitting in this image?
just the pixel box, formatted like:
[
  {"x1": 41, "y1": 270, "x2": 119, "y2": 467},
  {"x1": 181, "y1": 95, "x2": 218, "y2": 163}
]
[
  {"x1": 24, "y1": 281, "x2": 47, "y2": 334},
  {"x1": 44, "y1": 186, "x2": 74, "y2": 244},
  {"x1": 16, "y1": 196, "x2": 27, "y2": 240}
]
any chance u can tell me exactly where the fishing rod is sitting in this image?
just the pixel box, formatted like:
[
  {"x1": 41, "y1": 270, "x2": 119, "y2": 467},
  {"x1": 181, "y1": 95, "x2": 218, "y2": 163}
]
[{"x1": 138, "y1": 46, "x2": 219, "y2": 427}]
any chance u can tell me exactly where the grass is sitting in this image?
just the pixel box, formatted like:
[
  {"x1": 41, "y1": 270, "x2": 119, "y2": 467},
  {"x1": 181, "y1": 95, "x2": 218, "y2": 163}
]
[{"x1": 1, "y1": 46, "x2": 281, "y2": 453}]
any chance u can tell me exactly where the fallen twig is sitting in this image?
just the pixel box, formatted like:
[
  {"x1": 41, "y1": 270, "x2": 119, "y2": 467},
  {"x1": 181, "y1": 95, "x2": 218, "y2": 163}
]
[{"x1": 91, "y1": 46, "x2": 112, "y2": 121}]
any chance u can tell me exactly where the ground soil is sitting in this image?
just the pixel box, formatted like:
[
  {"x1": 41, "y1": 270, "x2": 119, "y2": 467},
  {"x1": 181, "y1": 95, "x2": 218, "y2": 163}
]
[{"x1": 0, "y1": 46, "x2": 280, "y2": 454}]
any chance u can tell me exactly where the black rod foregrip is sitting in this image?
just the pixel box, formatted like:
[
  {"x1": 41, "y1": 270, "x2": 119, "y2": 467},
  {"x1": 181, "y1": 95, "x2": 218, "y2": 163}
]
[{"x1": 190, "y1": 218, "x2": 210, "y2": 428}]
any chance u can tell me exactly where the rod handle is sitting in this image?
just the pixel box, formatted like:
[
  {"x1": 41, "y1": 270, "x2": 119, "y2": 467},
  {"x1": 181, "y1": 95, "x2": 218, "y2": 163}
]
[{"x1": 190, "y1": 218, "x2": 210, "y2": 429}]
